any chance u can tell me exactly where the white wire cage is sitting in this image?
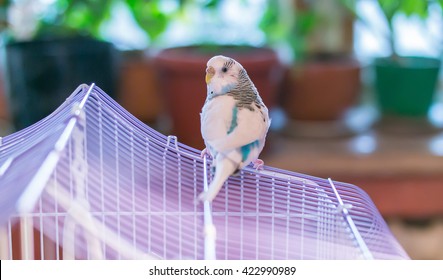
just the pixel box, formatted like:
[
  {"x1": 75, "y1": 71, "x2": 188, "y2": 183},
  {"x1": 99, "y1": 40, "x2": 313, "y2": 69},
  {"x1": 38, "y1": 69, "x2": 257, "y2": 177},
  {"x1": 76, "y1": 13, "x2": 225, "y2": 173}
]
[{"x1": 0, "y1": 84, "x2": 408, "y2": 260}]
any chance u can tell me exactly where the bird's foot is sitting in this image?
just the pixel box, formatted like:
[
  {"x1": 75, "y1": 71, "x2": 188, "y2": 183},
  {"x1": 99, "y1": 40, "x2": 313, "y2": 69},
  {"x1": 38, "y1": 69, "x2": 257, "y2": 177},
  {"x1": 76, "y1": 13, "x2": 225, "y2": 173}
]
[
  {"x1": 200, "y1": 148, "x2": 212, "y2": 159},
  {"x1": 196, "y1": 191, "x2": 213, "y2": 204},
  {"x1": 232, "y1": 168, "x2": 241, "y2": 176},
  {"x1": 198, "y1": 191, "x2": 206, "y2": 202},
  {"x1": 253, "y1": 159, "x2": 264, "y2": 170}
]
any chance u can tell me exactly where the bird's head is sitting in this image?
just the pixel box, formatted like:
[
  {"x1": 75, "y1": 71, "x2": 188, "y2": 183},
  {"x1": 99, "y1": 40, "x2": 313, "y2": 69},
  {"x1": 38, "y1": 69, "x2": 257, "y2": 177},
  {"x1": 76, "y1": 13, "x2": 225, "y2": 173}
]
[{"x1": 205, "y1": 55, "x2": 244, "y2": 96}]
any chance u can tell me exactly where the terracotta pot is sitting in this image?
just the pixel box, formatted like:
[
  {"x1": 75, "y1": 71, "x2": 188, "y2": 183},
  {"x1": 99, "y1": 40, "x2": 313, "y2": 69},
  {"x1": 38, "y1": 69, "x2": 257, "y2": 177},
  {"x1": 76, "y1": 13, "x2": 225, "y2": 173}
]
[
  {"x1": 118, "y1": 51, "x2": 163, "y2": 123},
  {"x1": 6, "y1": 220, "x2": 62, "y2": 260},
  {"x1": 154, "y1": 46, "x2": 283, "y2": 149},
  {"x1": 283, "y1": 57, "x2": 361, "y2": 121}
]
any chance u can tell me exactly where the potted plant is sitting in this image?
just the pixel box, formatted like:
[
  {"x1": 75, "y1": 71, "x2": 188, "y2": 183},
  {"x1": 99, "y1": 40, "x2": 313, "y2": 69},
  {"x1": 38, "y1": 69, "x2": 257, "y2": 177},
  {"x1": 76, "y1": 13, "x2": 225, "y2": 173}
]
[
  {"x1": 118, "y1": 49, "x2": 165, "y2": 125},
  {"x1": 1, "y1": 0, "x2": 118, "y2": 130},
  {"x1": 0, "y1": 0, "x2": 10, "y2": 126},
  {"x1": 372, "y1": 0, "x2": 441, "y2": 119},
  {"x1": 152, "y1": 0, "x2": 284, "y2": 149},
  {"x1": 262, "y1": 0, "x2": 361, "y2": 128},
  {"x1": 118, "y1": 0, "x2": 175, "y2": 125}
]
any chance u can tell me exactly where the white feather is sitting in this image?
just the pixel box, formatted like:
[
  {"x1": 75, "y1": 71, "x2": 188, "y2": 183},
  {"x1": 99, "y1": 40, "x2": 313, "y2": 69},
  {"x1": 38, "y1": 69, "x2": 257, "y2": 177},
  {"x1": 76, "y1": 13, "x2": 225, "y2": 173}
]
[{"x1": 199, "y1": 56, "x2": 270, "y2": 202}]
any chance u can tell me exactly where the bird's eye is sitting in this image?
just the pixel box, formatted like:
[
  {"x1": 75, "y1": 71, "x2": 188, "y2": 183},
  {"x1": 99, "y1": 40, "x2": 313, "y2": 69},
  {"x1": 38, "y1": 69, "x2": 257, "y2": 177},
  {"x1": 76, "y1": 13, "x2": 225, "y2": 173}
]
[{"x1": 222, "y1": 67, "x2": 228, "y2": 73}]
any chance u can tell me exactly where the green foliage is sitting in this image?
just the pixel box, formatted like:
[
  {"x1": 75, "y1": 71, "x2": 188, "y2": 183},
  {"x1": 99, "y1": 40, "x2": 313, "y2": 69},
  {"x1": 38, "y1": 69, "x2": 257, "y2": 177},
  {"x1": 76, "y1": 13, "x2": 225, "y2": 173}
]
[
  {"x1": 377, "y1": 0, "x2": 430, "y2": 25},
  {"x1": 260, "y1": 1, "x2": 299, "y2": 59},
  {"x1": 339, "y1": 0, "x2": 358, "y2": 14},
  {"x1": 377, "y1": 0, "x2": 401, "y2": 24},
  {"x1": 125, "y1": 0, "x2": 172, "y2": 43},
  {"x1": 1, "y1": 0, "x2": 178, "y2": 44},
  {"x1": 291, "y1": 10, "x2": 318, "y2": 59},
  {"x1": 260, "y1": 0, "x2": 345, "y2": 61},
  {"x1": 0, "y1": 0, "x2": 10, "y2": 34},
  {"x1": 126, "y1": 0, "x2": 225, "y2": 45},
  {"x1": 37, "y1": 0, "x2": 114, "y2": 39},
  {"x1": 202, "y1": 0, "x2": 220, "y2": 9},
  {"x1": 1, "y1": 0, "x2": 272, "y2": 49},
  {"x1": 125, "y1": 0, "x2": 226, "y2": 46},
  {"x1": 259, "y1": 1, "x2": 279, "y2": 43},
  {"x1": 400, "y1": 0, "x2": 429, "y2": 18},
  {"x1": 261, "y1": 0, "x2": 443, "y2": 60},
  {"x1": 376, "y1": 0, "x2": 435, "y2": 56}
]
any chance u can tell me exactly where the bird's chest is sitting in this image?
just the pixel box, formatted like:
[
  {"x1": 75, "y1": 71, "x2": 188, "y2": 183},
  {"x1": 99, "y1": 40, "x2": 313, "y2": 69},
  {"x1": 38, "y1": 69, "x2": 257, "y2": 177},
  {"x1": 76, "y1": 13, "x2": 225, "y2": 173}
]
[{"x1": 201, "y1": 96, "x2": 237, "y2": 138}]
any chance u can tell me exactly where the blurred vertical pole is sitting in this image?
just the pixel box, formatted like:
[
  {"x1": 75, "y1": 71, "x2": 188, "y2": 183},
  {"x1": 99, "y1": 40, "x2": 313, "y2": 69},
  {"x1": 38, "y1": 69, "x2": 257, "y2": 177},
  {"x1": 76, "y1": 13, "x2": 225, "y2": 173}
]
[
  {"x1": 295, "y1": 0, "x2": 355, "y2": 55},
  {"x1": 0, "y1": 225, "x2": 9, "y2": 259},
  {"x1": 20, "y1": 216, "x2": 34, "y2": 260}
]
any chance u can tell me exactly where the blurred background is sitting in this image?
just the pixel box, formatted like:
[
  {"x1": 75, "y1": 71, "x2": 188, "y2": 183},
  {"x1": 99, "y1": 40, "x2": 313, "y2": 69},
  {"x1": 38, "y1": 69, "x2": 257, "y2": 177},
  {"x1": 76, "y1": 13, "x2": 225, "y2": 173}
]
[{"x1": 0, "y1": 0, "x2": 443, "y2": 259}]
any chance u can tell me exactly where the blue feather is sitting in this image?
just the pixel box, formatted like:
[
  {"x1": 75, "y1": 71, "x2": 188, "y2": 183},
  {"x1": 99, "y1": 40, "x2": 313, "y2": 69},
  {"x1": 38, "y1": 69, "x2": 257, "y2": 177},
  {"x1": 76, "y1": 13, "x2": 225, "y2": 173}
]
[
  {"x1": 227, "y1": 106, "x2": 238, "y2": 134},
  {"x1": 240, "y1": 140, "x2": 260, "y2": 161}
]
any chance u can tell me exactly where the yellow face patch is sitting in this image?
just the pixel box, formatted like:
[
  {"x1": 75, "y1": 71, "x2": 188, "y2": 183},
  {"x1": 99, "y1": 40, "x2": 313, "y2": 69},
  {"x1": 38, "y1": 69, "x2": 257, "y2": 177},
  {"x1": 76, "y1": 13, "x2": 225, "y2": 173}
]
[
  {"x1": 205, "y1": 73, "x2": 213, "y2": 84},
  {"x1": 205, "y1": 66, "x2": 215, "y2": 84}
]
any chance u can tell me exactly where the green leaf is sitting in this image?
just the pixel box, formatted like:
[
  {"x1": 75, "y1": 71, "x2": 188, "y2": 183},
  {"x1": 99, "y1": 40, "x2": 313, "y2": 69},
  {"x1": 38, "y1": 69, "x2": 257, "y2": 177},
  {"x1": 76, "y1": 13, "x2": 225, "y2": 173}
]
[
  {"x1": 259, "y1": 1, "x2": 281, "y2": 44},
  {"x1": 203, "y1": 0, "x2": 220, "y2": 9},
  {"x1": 0, "y1": 1, "x2": 9, "y2": 32},
  {"x1": 338, "y1": 0, "x2": 357, "y2": 16},
  {"x1": 0, "y1": 0, "x2": 11, "y2": 8},
  {"x1": 126, "y1": 0, "x2": 170, "y2": 42},
  {"x1": 400, "y1": 0, "x2": 429, "y2": 18},
  {"x1": 36, "y1": 0, "x2": 115, "y2": 39},
  {"x1": 377, "y1": 0, "x2": 401, "y2": 23},
  {"x1": 295, "y1": 11, "x2": 317, "y2": 37}
]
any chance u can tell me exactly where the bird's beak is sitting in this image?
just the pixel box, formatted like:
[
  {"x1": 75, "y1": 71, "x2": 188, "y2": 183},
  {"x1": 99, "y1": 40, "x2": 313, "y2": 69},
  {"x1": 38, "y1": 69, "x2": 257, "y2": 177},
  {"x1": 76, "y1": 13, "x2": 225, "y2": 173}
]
[{"x1": 205, "y1": 66, "x2": 215, "y2": 84}]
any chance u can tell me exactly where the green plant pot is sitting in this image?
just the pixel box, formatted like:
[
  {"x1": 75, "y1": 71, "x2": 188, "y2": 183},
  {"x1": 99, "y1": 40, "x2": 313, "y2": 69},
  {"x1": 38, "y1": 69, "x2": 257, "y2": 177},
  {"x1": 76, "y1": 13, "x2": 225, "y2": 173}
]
[
  {"x1": 374, "y1": 56, "x2": 441, "y2": 117},
  {"x1": 4, "y1": 37, "x2": 118, "y2": 130}
]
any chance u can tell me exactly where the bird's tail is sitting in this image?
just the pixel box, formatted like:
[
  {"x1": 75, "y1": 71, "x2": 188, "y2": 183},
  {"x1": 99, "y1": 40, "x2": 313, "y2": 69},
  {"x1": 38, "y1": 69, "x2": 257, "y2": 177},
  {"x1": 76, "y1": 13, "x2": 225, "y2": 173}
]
[{"x1": 198, "y1": 151, "x2": 240, "y2": 202}]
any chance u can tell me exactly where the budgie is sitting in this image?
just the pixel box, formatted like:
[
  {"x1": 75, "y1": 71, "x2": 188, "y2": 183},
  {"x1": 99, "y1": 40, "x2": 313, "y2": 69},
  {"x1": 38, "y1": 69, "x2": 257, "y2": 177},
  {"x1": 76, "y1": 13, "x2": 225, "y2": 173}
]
[{"x1": 199, "y1": 55, "x2": 271, "y2": 202}]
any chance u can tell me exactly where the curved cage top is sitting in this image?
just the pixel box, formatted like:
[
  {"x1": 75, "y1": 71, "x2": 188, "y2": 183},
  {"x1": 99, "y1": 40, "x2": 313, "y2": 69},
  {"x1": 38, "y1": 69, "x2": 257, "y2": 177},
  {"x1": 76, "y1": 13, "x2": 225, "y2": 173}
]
[{"x1": 0, "y1": 84, "x2": 408, "y2": 260}]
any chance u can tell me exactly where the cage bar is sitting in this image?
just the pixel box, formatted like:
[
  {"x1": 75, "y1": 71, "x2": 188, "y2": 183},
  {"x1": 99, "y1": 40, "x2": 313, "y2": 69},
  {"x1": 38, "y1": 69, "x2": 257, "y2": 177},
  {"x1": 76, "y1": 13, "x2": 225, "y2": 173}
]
[{"x1": 0, "y1": 84, "x2": 409, "y2": 260}]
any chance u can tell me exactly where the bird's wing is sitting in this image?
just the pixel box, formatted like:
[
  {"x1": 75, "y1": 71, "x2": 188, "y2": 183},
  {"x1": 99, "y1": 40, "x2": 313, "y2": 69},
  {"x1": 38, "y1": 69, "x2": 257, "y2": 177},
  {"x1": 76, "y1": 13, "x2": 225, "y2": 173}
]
[
  {"x1": 201, "y1": 95, "x2": 236, "y2": 145},
  {"x1": 202, "y1": 98, "x2": 269, "y2": 153}
]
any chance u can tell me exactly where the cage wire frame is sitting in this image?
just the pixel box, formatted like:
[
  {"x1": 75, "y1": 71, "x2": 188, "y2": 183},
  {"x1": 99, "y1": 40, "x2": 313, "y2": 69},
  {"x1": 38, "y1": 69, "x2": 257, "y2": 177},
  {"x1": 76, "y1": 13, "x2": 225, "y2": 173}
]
[{"x1": 0, "y1": 84, "x2": 409, "y2": 260}]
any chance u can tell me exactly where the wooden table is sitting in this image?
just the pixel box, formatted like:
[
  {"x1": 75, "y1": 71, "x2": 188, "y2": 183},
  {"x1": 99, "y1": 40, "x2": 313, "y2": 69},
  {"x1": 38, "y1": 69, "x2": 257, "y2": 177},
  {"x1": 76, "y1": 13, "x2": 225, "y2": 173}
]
[{"x1": 263, "y1": 129, "x2": 443, "y2": 218}]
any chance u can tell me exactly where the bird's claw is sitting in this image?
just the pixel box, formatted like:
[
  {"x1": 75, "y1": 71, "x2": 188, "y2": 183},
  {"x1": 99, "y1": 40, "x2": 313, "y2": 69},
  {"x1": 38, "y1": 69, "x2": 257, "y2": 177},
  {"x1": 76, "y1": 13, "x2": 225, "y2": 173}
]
[
  {"x1": 198, "y1": 191, "x2": 206, "y2": 202},
  {"x1": 194, "y1": 193, "x2": 204, "y2": 205},
  {"x1": 253, "y1": 159, "x2": 264, "y2": 170},
  {"x1": 200, "y1": 148, "x2": 212, "y2": 159},
  {"x1": 195, "y1": 191, "x2": 213, "y2": 204}
]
